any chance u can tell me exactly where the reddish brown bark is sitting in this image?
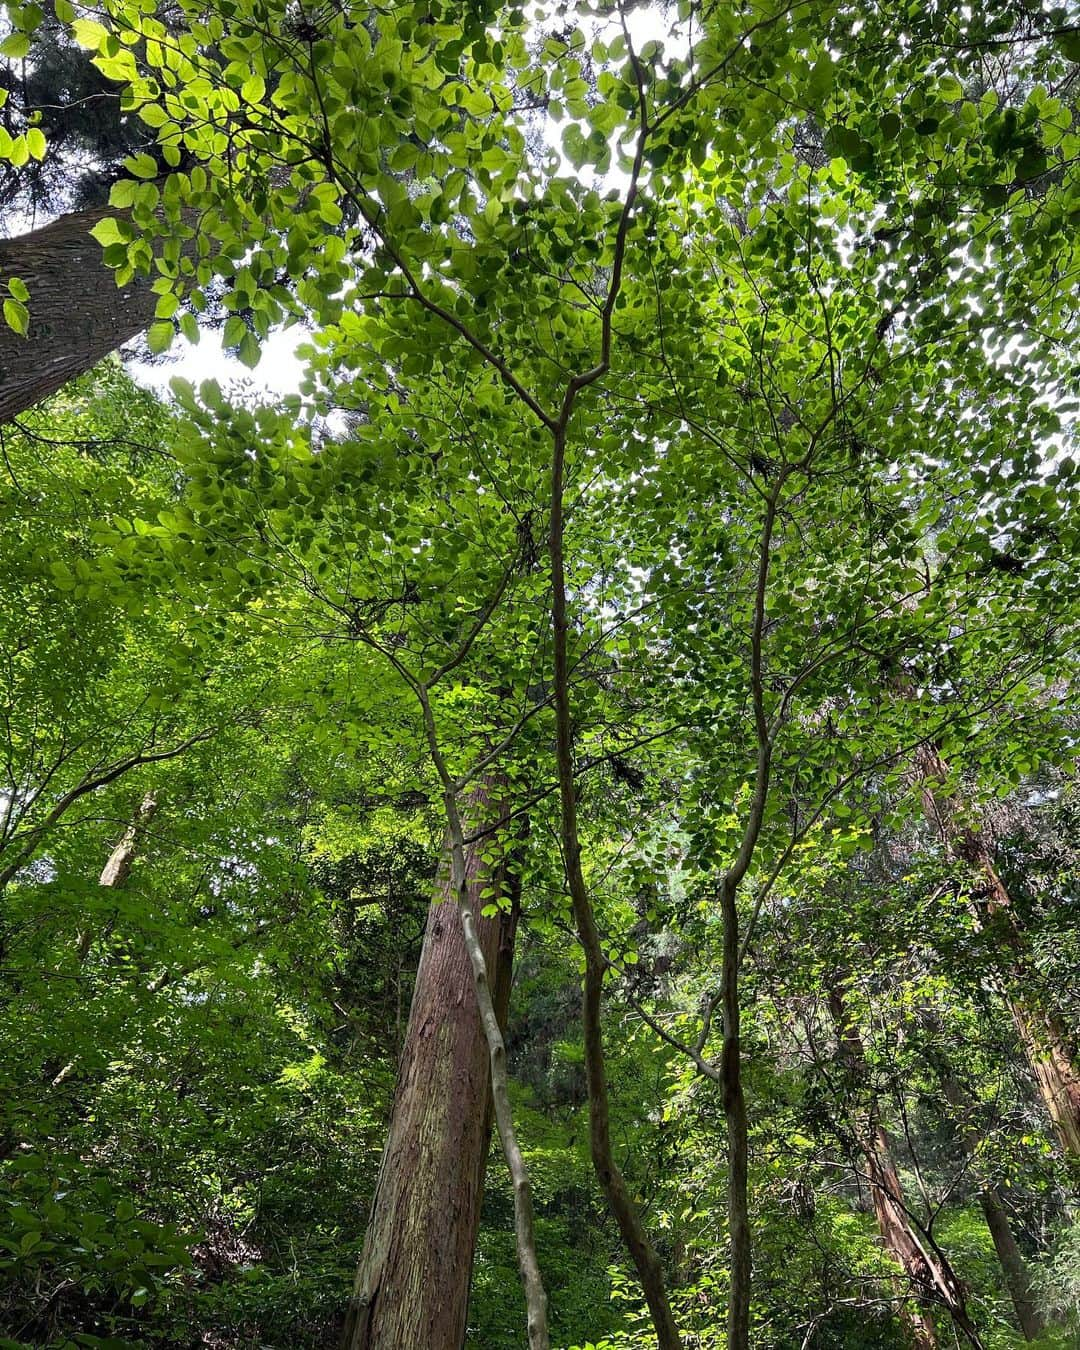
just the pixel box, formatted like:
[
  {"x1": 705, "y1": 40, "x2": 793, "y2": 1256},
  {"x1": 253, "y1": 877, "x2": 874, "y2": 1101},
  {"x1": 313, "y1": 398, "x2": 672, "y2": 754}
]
[
  {"x1": 340, "y1": 806, "x2": 518, "y2": 1350},
  {"x1": 915, "y1": 745, "x2": 1080, "y2": 1157},
  {"x1": 863, "y1": 1131, "x2": 939, "y2": 1350},
  {"x1": 828, "y1": 987, "x2": 982, "y2": 1349},
  {"x1": 0, "y1": 205, "x2": 159, "y2": 423}
]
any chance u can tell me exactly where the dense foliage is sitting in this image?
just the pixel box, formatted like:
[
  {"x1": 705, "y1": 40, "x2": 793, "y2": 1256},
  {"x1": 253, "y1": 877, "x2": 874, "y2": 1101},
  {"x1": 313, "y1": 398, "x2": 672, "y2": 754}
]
[{"x1": 1, "y1": 0, "x2": 1079, "y2": 1346}]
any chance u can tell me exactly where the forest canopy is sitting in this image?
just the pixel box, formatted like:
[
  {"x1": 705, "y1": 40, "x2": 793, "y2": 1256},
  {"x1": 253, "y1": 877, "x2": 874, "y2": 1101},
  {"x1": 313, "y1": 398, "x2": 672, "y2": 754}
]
[{"x1": 0, "y1": 0, "x2": 1079, "y2": 1347}]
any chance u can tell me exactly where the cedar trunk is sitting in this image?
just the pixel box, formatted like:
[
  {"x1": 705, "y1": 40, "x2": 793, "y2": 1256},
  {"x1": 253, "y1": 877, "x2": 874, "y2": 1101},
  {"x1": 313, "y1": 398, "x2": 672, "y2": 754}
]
[
  {"x1": 0, "y1": 206, "x2": 159, "y2": 423},
  {"x1": 341, "y1": 813, "x2": 518, "y2": 1350},
  {"x1": 864, "y1": 1132, "x2": 939, "y2": 1350}
]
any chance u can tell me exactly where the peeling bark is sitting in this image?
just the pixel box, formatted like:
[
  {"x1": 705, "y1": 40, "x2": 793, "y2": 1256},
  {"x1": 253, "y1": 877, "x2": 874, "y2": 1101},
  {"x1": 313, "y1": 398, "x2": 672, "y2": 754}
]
[{"x1": 828, "y1": 987, "x2": 983, "y2": 1349}]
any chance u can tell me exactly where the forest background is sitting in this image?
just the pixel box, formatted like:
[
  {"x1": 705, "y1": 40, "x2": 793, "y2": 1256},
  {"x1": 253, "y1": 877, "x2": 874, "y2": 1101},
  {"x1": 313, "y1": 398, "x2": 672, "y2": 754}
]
[{"x1": 0, "y1": 0, "x2": 1079, "y2": 1347}]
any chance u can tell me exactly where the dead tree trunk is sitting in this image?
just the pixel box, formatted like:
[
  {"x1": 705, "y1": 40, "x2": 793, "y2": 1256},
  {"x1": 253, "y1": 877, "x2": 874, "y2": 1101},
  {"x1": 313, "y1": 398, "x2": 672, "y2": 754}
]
[
  {"x1": 914, "y1": 745, "x2": 1080, "y2": 1157},
  {"x1": 75, "y1": 791, "x2": 159, "y2": 960},
  {"x1": 340, "y1": 800, "x2": 519, "y2": 1350},
  {"x1": 0, "y1": 205, "x2": 159, "y2": 423},
  {"x1": 828, "y1": 986, "x2": 983, "y2": 1349},
  {"x1": 50, "y1": 792, "x2": 160, "y2": 1089}
]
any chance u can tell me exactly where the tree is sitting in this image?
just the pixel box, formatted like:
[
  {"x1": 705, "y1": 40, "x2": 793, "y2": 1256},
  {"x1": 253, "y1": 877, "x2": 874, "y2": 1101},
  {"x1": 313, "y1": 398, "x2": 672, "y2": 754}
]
[
  {"x1": 916, "y1": 744, "x2": 1080, "y2": 1157},
  {"x1": 343, "y1": 791, "x2": 518, "y2": 1350},
  {"x1": 1, "y1": 0, "x2": 1079, "y2": 1344}
]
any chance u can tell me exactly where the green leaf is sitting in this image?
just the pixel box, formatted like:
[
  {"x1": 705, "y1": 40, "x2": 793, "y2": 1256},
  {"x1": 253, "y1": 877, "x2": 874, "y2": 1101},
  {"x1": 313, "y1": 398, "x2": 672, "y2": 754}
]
[
  {"x1": 89, "y1": 217, "x2": 127, "y2": 247},
  {"x1": 7, "y1": 276, "x2": 28, "y2": 302},
  {"x1": 3, "y1": 298, "x2": 28, "y2": 335},
  {"x1": 223, "y1": 315, "x2": 246, "y2": 348},
  {"x1": 147, "y1": 321, "x2": 174, "y2": 354},
  {"x1": 70, "y1": 17, "x2": 108, "y2": 48},
  {"x1": 237, "y1": 330, "x2": 261, "y2": 369},
  {"x1": 124, "y1": 152, "x2": 159, "y2": 179},
  {"x1": 1055, "y1": 30, "x2": 1080, "y2": 63},
  {"x1": 0, "y1": 32, "x2": 31, "y2": 58},
  {"x1": 879, "y1": 112, "x2": 901, "y2": 140},
  {"x1": 109, "y1": 179, "x2": 136, "y2": 208},
  {"x1": 25, "y1": 127, "x2": 45, "y2": 160},
  {"x1": 138, "y1": 102, "x2": 169, "y2": 128}
]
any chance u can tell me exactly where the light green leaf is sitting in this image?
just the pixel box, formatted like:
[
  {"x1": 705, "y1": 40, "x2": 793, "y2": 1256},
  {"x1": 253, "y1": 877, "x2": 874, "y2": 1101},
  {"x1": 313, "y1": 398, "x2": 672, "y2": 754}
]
[
  {"x1": 138, "y1": 102, "x2": 169, "y2": 128},
  {"x1": 3, "y1": 298, "x2": 28, "y2": 335},
  {"x1": 147, "y1": 321, "x2": 174, "y2": 354},
  {"x1": 0, "y1": 32, "x2": 31, "y2": 58},
  {"x1": 70, "y1": 17, "x2": 108, "y2": 48},
  {"x1": 109, "y1": 179, "x2": 137, "y2": 208},
  {"x1": 237, "y1": 330, "x2": 261, "y2": 369},
  {"x1": 124, "y1": 152, "x2": 159, "y2": 179}
]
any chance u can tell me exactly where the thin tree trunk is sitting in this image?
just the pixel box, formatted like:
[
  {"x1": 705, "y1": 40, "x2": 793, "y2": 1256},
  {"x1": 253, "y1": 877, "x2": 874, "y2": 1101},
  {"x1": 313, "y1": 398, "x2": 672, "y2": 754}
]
[
  {"x1": 0, "y1": 205, "x2": 159, "y2": 423},
  {"x1": 914, "y1": 745, "x2": 1080, "y2": 1156},
  {"x1": 340, "y1": 799, "x2": 519, "y2": 1350},
  {"x1": 548, "y1": 423, "x2": 683, "y2": 1350},
  {"x1": 932, "y1": 1058, "x2": 1044, "y2": 1340},
  {"x1": 52, "y1": 791, "x2": 159, "y2": 1088},
  {"x1": 828, "y1": 987, "x2": 983, "y2": 1349},
  {"x1": 720, "y1": 875, "x2": 751, "y2": 1348},
  {"x1": 977, "y1": 1193, "x2": 1043, "y2": 1341},
  {"x1": 0, "y1": 729, "x2": 211, "y2": 893},
  {"x1": 75, "y1": 791, "x2": 158, "y2": 960}
]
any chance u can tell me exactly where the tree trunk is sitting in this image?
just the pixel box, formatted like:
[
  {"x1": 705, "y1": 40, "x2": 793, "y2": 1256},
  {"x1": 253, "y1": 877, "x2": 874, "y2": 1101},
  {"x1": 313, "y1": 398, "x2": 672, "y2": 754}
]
[
  {"x1": 51, "y1": 792, "x2": 160, "y2": 1088},
  {"x1": 548, "y1": 423, "x2": 683, "y2": 1350},
  {"x1": 75, "y1": 791, "x2": 158, "y2": 960},
  {"x1": 0, "y1": 205, "x2": 158, "y2": 423},
  {"x1": 827, "y1": 987, "x2": 983, "y2": 1349},
  {"x1": 978, "y1": 1192, "x2": 1043, "y2": 1341},
  {"x1": 340, "y1": 808, "x2": 519, "y2": 1350},
  {"x1": 914, "y1": 745, "x2": 1080, "y2": 1156},
  {"x1": 863, "y1": 1131, "x2": 939, "y2": 1350},
  {"x1": 933, "y1": 1059, "x2": 1044, "y2": 1340},
  {"x1": 720, "y1": 876, "x2": 751, "y2": 1350}
]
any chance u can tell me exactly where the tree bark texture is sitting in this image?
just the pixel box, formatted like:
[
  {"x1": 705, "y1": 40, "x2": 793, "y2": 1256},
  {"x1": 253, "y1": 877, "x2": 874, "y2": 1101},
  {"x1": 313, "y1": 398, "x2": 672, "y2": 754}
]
[
  {"x1": 914, "y1": 745, "x2": 1080, "y2": 1157},
  {"x1": 827, "y1": 987, "x2": 983, "y2": 1349},
  {"x1": 340, "y1": 809, "x2": 518, "y2": 1350},
  {"x1": 0, "y1": 205, "x2": 158, "y2": 423}
]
